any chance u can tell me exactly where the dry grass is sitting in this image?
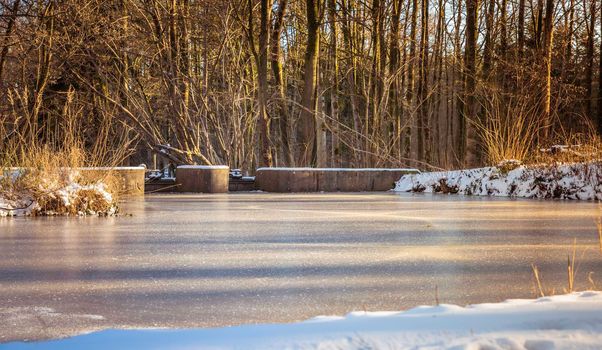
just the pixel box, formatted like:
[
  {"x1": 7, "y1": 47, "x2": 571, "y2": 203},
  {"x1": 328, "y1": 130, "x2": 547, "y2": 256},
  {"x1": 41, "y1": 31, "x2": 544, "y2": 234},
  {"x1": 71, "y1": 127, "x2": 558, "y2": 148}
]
[
  {"x1": 0, "y1": 94, "x2": 133, "y2": 216},
  {"x1": 531, "y1": 129, "x2": 602, "y2": 165},
  {"x1": 0, "y1": 145, "x2": 120, "y2": 216},
  {"x1": 477, "y1": 90, "x2": 542, "y2": 165},
  {"x1": 566, "y1": 239, "x2": 577, "y2": 294},
  {"x1": 531, "y1": 235, "x2": 599, "y2": 298},
  {"x1": 531, "y1": 264, "x2": 548, "y2": 298},
  {"x1": 596, "y1": 204, "x2": 602, "y2": 254},
  {"x1": 537, "y1": 206, "x2": 602, "y2": 295},
  {"x1": 474, "y1": 83, "x2": 602, "y2": 167}
]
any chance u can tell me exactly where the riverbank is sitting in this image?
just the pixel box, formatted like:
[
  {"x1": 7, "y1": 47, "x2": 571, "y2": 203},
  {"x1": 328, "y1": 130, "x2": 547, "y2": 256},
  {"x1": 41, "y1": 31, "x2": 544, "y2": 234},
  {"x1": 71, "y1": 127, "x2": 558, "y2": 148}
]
[
  {"x1": 0, "y1": 168, "x2": 117, "y2": 217},
  {"x1": 395, "y1": 161, "x2": 602, "y2": 200}
]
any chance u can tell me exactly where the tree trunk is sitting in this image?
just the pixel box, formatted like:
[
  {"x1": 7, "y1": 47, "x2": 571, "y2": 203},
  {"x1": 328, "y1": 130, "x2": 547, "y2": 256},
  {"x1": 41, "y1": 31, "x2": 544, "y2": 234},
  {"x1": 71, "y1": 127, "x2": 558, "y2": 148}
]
[
  {"x1": 463, "y1": 0, "x2": 480, "y2": 166},
  {"x1": 541, "y1": 0, "x2": 554, "y2": 140},
  {"x1": 518, "y1": 0, "x2": 525, "y2": 56},
  {"x1": 257, "y1": 0, "x2": 273, "y2": 167},
  {"x1": 407, "y1": 0, "x2": 418, "y2": 163},
  {"x1": 417, "y1": 0, "x2": 429, "y2": 162},
  {"x1": 535, "y1": 0, "x2": 544, "y2": 50},
  {"x1": 498, "y1": 0, "x2": 507, "y2": 60},
  {"x1": 585, "y1": 0, "x2": 595, "y2": 121},
  {"x1": 327, "y1": 0, "x2": 340, "y2": 166},
  {"x1": 299, "y1": 0, "x2": 321, "y2": 166},
  {"x1": 599, "y1": 0, "x2": 602, "y2": 135},
  {"x1": 388, "y1": 0, "x2": 402, "y2": 160},
  {"x1": 454, "y1": 0, "x2": 464, "y2": 164},
  {"x1": 0, "y1": 0, "x2": 21, "y2": 86},
  {"x1": 566, "y1": 0, "x2": 574, "y2": 63},
  {"x1": 369, "y1": 0, "x2": 384, "y2": 144},
  {"x1": 270, "y1": 0, "x2": 293, "y2": 165},
  {"x1": 482, "y1": 0, "x2": 495, "y2": 77}
]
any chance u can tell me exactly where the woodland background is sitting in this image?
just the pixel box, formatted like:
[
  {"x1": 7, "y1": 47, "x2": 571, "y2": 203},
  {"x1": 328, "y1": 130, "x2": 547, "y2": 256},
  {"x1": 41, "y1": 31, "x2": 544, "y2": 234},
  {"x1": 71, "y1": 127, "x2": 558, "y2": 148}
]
[{"x1": 0, "y1": 0, "x2": 600, "y2": 172}]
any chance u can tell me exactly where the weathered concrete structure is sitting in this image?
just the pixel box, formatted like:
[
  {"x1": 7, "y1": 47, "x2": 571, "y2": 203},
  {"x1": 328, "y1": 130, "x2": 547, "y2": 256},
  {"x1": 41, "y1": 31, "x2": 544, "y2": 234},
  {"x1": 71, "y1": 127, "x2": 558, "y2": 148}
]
[
  {"x1": 144, "y1": 178, "x2": 177, "y2": 193},
  {"x1": 176, "y1": 165, "x2": 229, "y2": 193},
  {"x1": 255, "y1": 168, "x2": 420, "y2": 192},
  {"x1": 80, "y1": 167, "x2": 145, "y2": 196},
  {"x1": 229, "y1": 177, "x2": 256, "y2": 192}
]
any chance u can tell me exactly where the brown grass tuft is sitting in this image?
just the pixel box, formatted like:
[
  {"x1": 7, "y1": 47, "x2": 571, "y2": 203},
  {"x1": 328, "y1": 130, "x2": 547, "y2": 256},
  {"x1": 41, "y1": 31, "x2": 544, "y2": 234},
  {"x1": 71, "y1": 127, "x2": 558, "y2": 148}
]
[{"x1": 0, "y1": 101, "x2": 132, "y2": 216}]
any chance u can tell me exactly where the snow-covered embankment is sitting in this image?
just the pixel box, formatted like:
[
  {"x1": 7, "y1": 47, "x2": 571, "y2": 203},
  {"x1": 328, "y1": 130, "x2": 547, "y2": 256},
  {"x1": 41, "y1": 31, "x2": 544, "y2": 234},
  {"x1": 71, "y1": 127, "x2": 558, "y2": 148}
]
[
  {"x1": 0, "y1": 169, "x2": 117, "y2": 217},
  {"x1": 5, "y1": 292, "x2": 602, "y2": 349},
  {"x1": 394, "y1": 161, "x2": 602, "y2": 200}
]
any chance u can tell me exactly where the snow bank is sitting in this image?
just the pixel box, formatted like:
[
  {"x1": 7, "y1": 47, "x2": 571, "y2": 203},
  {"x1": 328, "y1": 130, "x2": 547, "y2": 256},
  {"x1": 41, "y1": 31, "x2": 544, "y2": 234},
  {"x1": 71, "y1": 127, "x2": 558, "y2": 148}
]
[
  {"x1": 394, "y1": 161, "x2": 602, "y2": 200},
  {"x1": 5, "y1": 292, "x2": 602, "y2": 349},
  {"x1": 0, "y1": 170, "x2": 117, "y2": 217}
]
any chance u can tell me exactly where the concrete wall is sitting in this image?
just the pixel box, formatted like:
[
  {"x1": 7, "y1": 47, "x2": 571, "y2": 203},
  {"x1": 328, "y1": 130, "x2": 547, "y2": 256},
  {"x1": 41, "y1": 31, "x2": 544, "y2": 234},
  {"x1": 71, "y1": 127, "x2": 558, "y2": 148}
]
[
  {"x1": 79, "y1": 167, "x2": 145, "y2": 196},
  {"x1": 175, "y1": 165, "x2": 229, "y2": 193},
  {"x1": 144, "y1": 179, "x2": 177, "y2": 193},
  {"x1": 255, "y1": 168, "x2": 420, "y2": 192}
]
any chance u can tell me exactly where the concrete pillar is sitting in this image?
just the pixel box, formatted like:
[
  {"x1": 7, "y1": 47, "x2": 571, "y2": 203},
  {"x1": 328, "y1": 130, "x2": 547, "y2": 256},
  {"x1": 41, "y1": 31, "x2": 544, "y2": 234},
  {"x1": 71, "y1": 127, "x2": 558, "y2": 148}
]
[{"x1": 175, "y1": 165, "x2": 229, "y2": 193}]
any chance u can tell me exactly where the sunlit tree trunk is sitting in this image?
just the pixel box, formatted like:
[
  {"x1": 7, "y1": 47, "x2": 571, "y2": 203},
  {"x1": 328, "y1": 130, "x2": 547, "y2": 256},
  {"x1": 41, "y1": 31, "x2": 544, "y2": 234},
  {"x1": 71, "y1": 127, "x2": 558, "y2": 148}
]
[{"x1": 541, "y1": 0, "x2": 554, "y2": 140}]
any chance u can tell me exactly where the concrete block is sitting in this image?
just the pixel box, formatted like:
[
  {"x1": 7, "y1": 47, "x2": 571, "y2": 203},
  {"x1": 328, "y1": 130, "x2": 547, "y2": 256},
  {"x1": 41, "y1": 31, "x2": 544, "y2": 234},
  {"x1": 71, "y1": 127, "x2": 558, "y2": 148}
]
[
  {"x1": 176, "y1": 165, "x2": 229, "y2": 193},
  {"x1": 255, "y1": 168, "x2": 420, "y2": 192}
]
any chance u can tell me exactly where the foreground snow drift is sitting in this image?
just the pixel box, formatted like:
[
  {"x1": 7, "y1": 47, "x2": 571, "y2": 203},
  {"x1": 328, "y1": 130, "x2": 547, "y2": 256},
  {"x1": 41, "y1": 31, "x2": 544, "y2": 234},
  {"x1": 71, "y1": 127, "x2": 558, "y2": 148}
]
[
  {"x1": 5, "y1": 292, "x2": 602, "y2": 349},
  {"x1": 394, "y1": 161, "x2": 602, "y2": 200}
]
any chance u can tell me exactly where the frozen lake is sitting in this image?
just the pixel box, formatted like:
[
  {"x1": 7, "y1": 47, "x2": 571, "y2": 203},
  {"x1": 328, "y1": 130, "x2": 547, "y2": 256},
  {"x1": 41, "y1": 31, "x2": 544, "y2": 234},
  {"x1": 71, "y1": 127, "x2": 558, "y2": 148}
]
[{"x1": 1, "y1": 193, "x2": 601, "y2": 342}]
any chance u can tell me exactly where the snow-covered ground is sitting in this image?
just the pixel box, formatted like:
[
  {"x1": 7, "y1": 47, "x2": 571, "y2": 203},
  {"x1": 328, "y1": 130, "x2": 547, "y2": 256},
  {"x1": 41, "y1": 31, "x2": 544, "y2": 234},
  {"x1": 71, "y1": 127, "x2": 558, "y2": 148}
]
[
  {"x1": 4, "y1": 292, "x2": 602, "y2": 349},
  {"x1": 0, "y1": 182, "x2": 115, "y2": 217},
  {"x1": 395, "y1": 161, "x2": 602, "y2": 200},
  {"x1": 0, "y1": 169, "x2": 116, "y2": 216}
]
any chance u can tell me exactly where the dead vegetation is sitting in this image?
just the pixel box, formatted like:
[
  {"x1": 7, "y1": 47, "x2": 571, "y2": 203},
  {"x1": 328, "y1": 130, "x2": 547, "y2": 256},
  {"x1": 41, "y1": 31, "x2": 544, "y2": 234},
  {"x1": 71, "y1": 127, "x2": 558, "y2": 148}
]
[
  {"x1": 1, "y1": 0, "x2": 601, "y2": 171},
  {"x1": 0, "y1": 94, "x2": 131, "y2": 216},
  {"x1": 531, "y1": 212, "x2": 602, "y2": 297},
  {"x1": 0, "y1": 146, "x2": 120, "y2": 216}
]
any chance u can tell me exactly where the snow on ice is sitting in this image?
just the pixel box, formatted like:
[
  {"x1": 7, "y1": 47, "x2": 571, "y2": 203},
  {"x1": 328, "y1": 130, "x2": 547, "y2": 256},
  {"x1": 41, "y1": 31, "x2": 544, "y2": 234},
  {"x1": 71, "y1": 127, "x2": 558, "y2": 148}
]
[{"x1": 4, "y1": 292, "x2": 602, "y2": 349}]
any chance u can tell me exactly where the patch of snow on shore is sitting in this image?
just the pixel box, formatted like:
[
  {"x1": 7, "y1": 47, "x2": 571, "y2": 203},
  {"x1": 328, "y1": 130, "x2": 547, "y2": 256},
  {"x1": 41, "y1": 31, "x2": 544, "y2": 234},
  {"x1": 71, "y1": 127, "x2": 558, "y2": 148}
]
[
  {"x1": 4, "y1": 292, "x2": 602, "y2": 349},
  {"x1": 394, "y1": 161, "x2": 602, "y2": 200},
  {"x1": 0, "y1": 180, "x2": 116, "y2": 217}
]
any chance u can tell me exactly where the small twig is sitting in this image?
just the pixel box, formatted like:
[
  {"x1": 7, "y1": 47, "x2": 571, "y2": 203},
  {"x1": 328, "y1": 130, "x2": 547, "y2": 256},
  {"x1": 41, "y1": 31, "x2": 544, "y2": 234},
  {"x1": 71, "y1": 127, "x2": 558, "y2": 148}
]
[
  {"x1": 144, "y1": 183, "x2": 181, "y2": 194},
  {"x1": 531, "y1": 264, "x2": 546, "y2": 297},
  {"x1": 596, "y1": 217, "x2": 602, "y2": 254}
]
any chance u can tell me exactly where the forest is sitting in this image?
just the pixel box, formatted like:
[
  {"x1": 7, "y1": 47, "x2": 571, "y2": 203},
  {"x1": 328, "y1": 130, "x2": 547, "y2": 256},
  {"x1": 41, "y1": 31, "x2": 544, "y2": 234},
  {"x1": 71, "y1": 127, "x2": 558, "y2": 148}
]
[{"x1": 0, "y1": 0, "x2": 600, "y2": 171}]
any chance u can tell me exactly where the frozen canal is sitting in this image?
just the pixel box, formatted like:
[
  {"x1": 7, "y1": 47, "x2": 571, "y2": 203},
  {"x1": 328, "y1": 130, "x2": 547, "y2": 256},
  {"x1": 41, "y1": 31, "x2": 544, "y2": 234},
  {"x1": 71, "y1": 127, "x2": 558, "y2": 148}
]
[{"x1": 1, "y1": 193, "x2": 601, "y2": 342}]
